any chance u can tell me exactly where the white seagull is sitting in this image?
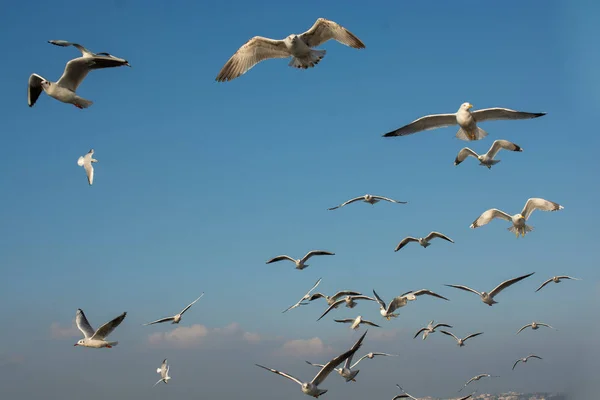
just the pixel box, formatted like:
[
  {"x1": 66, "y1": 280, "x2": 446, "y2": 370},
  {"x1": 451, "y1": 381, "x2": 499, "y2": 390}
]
[
  {"x1": 394, "y1": 231, "x2": 454, "y2": 252},
  {"x1": 283, "y1": 278, "x2": 323, "y2": 313},
  {"x1": 413, "y1": 320, "x2": 453, "y2": 340},
  {"x1": 328, "y1": 194, "x2": 407, "y2": 210},
  {"x1": 216, "y1": 18, "x2": 365, "y2": 82},
  {"x1": 316, "y1": 295, "x2": 376, "y2": 321},
  {"x1": 512, "y1": 354, "x2": 542, "y2": 370},
  {"x1": 445, "y1": 272, "x2": 534, "y2": 306},
  {"x1": 440, "y1": 330, "x2": 484, "y2": 347},
  {"x1": 308, "y1": 290, "x2": 362, "y2": 306},
  {"x1": 28, "y1": 40, "x2": 130, "y2": 108},
  {"x1": 255, "y1": 330, "x2": 367, "y2": 398},
  {"x1": 74, "y1": 309, "x2": 127, "y2": 349},
  {"x1": 306, "y1": 350, "x2": 394, "y2": 383},
  {"x1": 470, "y1": 197, "x2": 564, "y2": 237},
  {"x1": 536, "y1": 275, "x2": 581, "y2": 292},
  {"x1": 458, "y1": 374, "x2": 498, "y2": 392},
  {"x1": 77, "y1": 149, "x2": 98, "y2": 185},
  {"x1": 373, "y1": 289, "x2": 449, "y2": 320},
  {"x1": 393, "y1": 384, "x2": 474, "y2": 400},
  {"x1": 266, "y1": 250, "x2": 335, "y2": 270},
  {"x1": 153, "y1": 359, "x2": 171, "y2": 386},
  {"x1": 334, "y1": 315, "x2": 380, "y2": 330},
  {"x1": 143, "y1": 293, "x2": 204, "y2": 326},
  {"x1": 454, "y1": 139, "x2": 523, "y2": 169},
  {"x1": 382, "y1": 102, "x2": 546, "y2": 141},
  {"x1": 516, "y1": 321, "x2": 556, "y2": 334}
]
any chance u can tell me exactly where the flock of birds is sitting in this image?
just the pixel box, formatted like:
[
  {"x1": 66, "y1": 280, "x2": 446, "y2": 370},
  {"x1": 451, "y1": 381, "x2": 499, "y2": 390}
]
[{"x1": 26, "y1": 15, "x2": 578, "y2": 400}]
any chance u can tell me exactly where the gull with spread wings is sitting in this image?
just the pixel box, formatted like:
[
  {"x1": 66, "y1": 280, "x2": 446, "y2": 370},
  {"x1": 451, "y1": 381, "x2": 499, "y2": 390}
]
[
  {"x1": 440, "y1": 330, "x2": 484, "y2": 347},
  {"x1": 74, "y1": 309, "x2": 127, "y2": 349},
  {"x1": 143, "y1": 293, "x2": 204, "y2": 326},
  {"x1": 382, "y1": 102, "x2": 545, "y2": 141},
  {"x1": 413, "y1": 320, "x2": 453, "y2": 340},
  {"x1": 470, "y1": 197, "x2": 564, "y2": 237},
  {"x1": 394, "y1": 231, "x2": 454, "y2": 252},
  {"x1": 266, "y1": 250, "x2": 335, "y2": 270},
  {"x1": 373, "y1": 289, "x2": 449, "y2": 320},
  {"x1": 333, "y1": 315, "x2": 380, "y2": 330},
  {"x1": 316, "y1": 295, "x2": 376, "y2": 321},
  {"x1": 28, "y1": 40, "x2": 130, "y2": 108},
  {"x1": 454, "y1": 140, "x2": 523, "y2": 169},
  {"x1": 516, "y1": 321, "x2": 556, "y2": 334},
  {"x1": 283, "y1": 278, "x2": 323, "y2": 313},
  {"x1": 393, "y1": 384, "x2": 473, "y2": 400},
  {"x1": 153, "y1": 359, "x2": 171, "y2": 387},
  {"x1": 536, "y1": 275, "x2": 581, "y2": 292},
  {"x1": 308, "y1": 290, "x2": 362, "y2": 306},
  {"x1": 77, "y1": 149, "x2": 98, "y2": 186},
  {"x1": 445, "y1": 272, "x2": 534, "y2": 306},
  {"x1": 255, "y1": 331, "x2": 367, "y2": 398},
  {"x1": 216, "y1": 18, "x2": 365, "y2": 82},
  {"x1": 306, "y1": 350, "x2": 394, "y2": 383},
  {"x1": 512, "y1": 355, "x2": 542, "y2": 370},
  {"x1": 458, "y1": 374, "x2": 498, "y2": 392},
  {"x1": 328, "y1": 194, "x2": 407, "y2": 210}
]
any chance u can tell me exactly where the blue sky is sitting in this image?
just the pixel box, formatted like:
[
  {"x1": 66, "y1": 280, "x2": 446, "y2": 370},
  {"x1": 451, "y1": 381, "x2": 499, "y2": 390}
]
[{"x1": 0, "y1": 0, "x2": 598, "y2": 398}]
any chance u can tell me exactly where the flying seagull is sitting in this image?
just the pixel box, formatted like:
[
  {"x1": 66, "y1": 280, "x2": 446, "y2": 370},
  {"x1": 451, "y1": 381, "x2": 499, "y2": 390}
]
[
  {"x1": 77, "y1": 149, "x2": 98, "y2": 185},
  {"x1": 153, "y1": 359, "x2": 171, "y2": 387},
  {"x1": 454, "y1": 139, "x2": 523, "y2": 169},
  {"x1": 382, "y1": 102, "x2": 546, "y2": 141},
  {"x1": 512, "y1": 354, "x2": 542, "y2": 370},
  {"x1": 458, "y1": 374, "x2": 498, "y2": 392},
  {"x1": 328, "y1": 194, "x2": 407, "y2": 210},
  {"x1": 29, "y1": 40, "x2": 130, "y2": 108},
  {"x1": 306, "y1": 350, "x2": 394, "y2": 383},
  {"x1": 143, "y1": 293, "x2": 204, "y2": 326},
  {"x1": 316, "y1": 295, "x2": 376, "y2": 321},
  {"x1": 216, "y1": 18, "x2": 365, "y2": 82},
  {"x1": 283, "y1": 278, "x2": 323, "y2": 313},
  {"x1": 393, "y1": 384, "x2": 474, "y2": 400},
  {"x1": 440, "y1": 330, "x2": 484, "y2": 347},
  {"x1": 536, "y1": 275, "x2": 581, "y2": 292},
  {"x1": 373, "y1": 289, "x2": 449, "y2": 320},
  {"x1": 445, "y1": 272, "x2": 534, "y2": 306},
  {"x1": 516, "y1": 321, "x2": 556, "y2": 334},
  {"x1": 470, "y1": 198, "x2": 564, "y2": 237},
  {"x1": 266, "y1": 250, "x2": 335, "y2": 270},
  {"x1": 74, "y1": 309, "x2": 127, "y2": 349},
  {"x1": 255, "y1": 330, "x2": 367, "y2": 398},
  {"x1": 413, "y1": 320, "x2": 453, "y2": 340},
  {"x1": 394, "y1": 231, "x2": 454, "y2": 252},
  {"x1": 334, "y1": 316, "x2": 380, "y2": 330},
  {"x1": 308, "y1": 290, "x2": 362, "y2": 306}
]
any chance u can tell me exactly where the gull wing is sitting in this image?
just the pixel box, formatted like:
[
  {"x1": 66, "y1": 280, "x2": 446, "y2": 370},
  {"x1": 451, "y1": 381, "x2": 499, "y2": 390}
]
[
  {"x1": 301, "y1": 250, "x2": 335, "y2": 263},
  {"x1": 361, "y1": 319, "x2": 380, "y2": 327},
  {"x1": 516, "y1": 324, "x2": 532, "y2": 334},
  {"x1": 159, "y1": 359, "x2": 168, "y2": 378},
  {"x1": 350, "y1": 352, "x2": 395, "y2": 368},
  {"x1": 328, "y1": 196, "x2": 365, "y2": 210},
  {"x1": 470, "y1": 208, "x2": 512, "y2": 229},
  {"x1": 317, "y1": 299, "x2": 345, "y2": 321},
  {"x1": 512, "y1": 359, "x2": 522, "y2": 370},
  {"x1": 425, "y1": 231, "x2": 454, "y2": 243},
  {"x1": 330, "y1": 291, "x2": 362, "y2": 301},
  {"x1": 216, "y1": 36, "x2": 290, "y2": 82},
  {"x1": 471, "y1": 107, "x2": 546, "y2": 123},
  {"x1": 372, "y1": 290, "x2": 387, "y2": 310},
  {"x1": 535, "y1": 278, "x2": 553, "y2": 292},
  {"x1": 334, "y1": 319, "x2": 355, "y2": 324},
  {"x1": 411, "y1": 289, "x2": 450, "y2": 301},
  {"x1": 75, "y1": 309, "x2": 95, "y2": 338},
  {"x1": 413, "y1": 327, "x2": 428, "y2": 339},
  {"x1": 440, "y1": 330, "x2": 460, "y2": 343},
  {"x1": 487, "y1": 139, "x2": 522, "y2": 158},
  {"x1": 312, "y1": 330, "x2": 366, "y2": 386},
  {"x1": 394, "y1": 237, "x2": 418, "y2": 252},
  {"x1": 266, "y1": 255, "x2": 295, "y2": 264},
  {"x1": 83, "y1": 160, "x2": 94, "y2": 185},
  {"x1": 91, "y1": 312, "x2": 127, "y2": 340},
  {"x1": 489, "y1": 272, "x2": 535, "y2": 298},
  {"x1": 371, "y1": 195, "x2": 407, "y2": 204},
  {"x1": 526, "y1": 354, "x2": 543, "y2": 361},
  {"x1": 383, "y1": 113, "x2": 457, "y2": 137},
  {"x1": 308, "y1": 293, "x2": 327, "y2": 301},
  {"x1": 348, "y1": 295, "x2": 375, "y2": 302},
  {"x1": 537, "y1": 322, "x2": 556, "y2": 330},
  {"x1": 179, "y1": 292, "x2": 205, "y2": 315},
  {"x1": 48, "y1": 40, "x2": 94, "y2": 57},
  {"x1": 299, "y1": 18, "x2": 365, "y2": 49},
  {"x1": 454, "y1": 147, "x2": 479, "y2": 165},
  {"x1": 433, "y1": 323, "x2": 452, "y2": 330},
  {"x1": 57, "y1": 56, "x2": 129, "y2": 92},
  {"x1": 521, "y1": 198, "x2": 563, "y2": 220},
  {"x1": 255, "y1": 364, "x2": 303, "y2": 386},
  {"x1": 143, "y1": 317, "x2": 175, "y2": 326},
  {"x1": 444, "y1": 284, "x2": 481, "y2": 297},
  {"x1": 305, "y1": 361, "x2": 327, "y2": 368},
  {"x1": 28, "y1": 74, "x2": 44, "y2": 107},
  {"x1": 463, "y1": 332, "x2": 484, "y2": 342}
]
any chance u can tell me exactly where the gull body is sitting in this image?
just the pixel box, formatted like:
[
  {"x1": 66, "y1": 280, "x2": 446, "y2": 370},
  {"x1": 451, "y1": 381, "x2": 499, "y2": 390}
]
[
  {"x1": 516, "y1": 321, "x2": 555, "y2": 334},
  {"x1": 413, "y1": 320, "x2": 453, "y2": 340},
  {"x1": 143, "y1": 293, "x2": 204, "y2": 326},
  {"x1": 328, "y1": 194, "x2": 407, "y2": 210},
  {"x1": 536, "y1": 275, "x2": 581, "y2": 292},
  {"x1": 445, "y1": 272, "x2": 534, "y2": 306},
  {"x1": 440, "y1": 330, "x2": 483, "y2": 347},
  {"x1": 309, "y1": 290, "x2": 362, "y2": 307},
  {"x1": 256, "y1": 331, "x2": 367, "y2": 397},
  {"x1": 373, "y1": 289, "x2": 449, "y2": 320},
  {"x1": 470, "y1": 198, "x2": 564, "y2": 237},
  {"x1": 267, "y1": 250, "x2": 334, "y2": 270},
  {"x1": 283, "y1": 278, "x2": 323, "y2": 313},
  {"x1": 154, "y1": 359, "x2": 171, "y2": 386},
  {"x1": 317, "y1": 295, "x2": 376, "y2": 321},
  {"x1": 74, "y1": 309, "x2": 126, "y2": 349},
  {"x1": 454, "y1": 139, "x2": 523, "y2": 169},
  {"x1": 394, "y1": 231, "x2": 454, "y2": 251},
  {"x1": 334, "y1": 315, "x2": 380, "y2": 330},
  {"x1": 513, "y1": 354, "x2": 542, "y2": 370},
  {"x1": 77, "y1": 149, "x2": 98, "y2": 185},
  {"x1": 383, "y1": 102, "x2": 546, "y2": 141}
]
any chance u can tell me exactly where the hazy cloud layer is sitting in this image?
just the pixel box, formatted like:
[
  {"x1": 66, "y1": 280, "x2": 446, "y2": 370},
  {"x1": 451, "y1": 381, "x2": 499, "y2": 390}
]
[
  {"x1": 50, "y1": 320, "x2": 80, "y2": 339},
  {"x1": 147, "y1": 322, "x2": 261, "y2": 348},
  {"x1": 277, "y1": 337, "x2": 334, "y2": 357}
]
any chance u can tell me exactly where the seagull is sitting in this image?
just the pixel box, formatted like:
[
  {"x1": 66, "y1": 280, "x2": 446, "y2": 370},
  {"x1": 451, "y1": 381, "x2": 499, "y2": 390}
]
[
  {"x1": 306, "y1": 350, "x2": 394, "y2": 383},
  {"x1": 394, "y1": 232, "x2": 454, "y2": 252},
  {"x1": 373, "y1": 289, "x2": 449, "y2": 320},
  {"x1": 308, "y1": 290, "x2": 362, "y2": 306},
  {"x1": 535, "y1": 275, "x2": 581, "y2": 292},
  {"x1": 445, "y1": 272, "x2": 534, "y2": 306},
  {"x1": 316, "y1": 295, "x2": 376, "y2": 321},
  {"x1": 454, "y1": 140, "x2": 523, "y2": 169},
  {"x1": 413, "y1": 320, "x2": 453, "y2": 340},
  {"x1": 382, "y1": 102, "x2": 546, "y2": 141},
  {"x1": 266, "y1": 250, "x2": 335, "y2": 270},
  {"x1": 334, "y1": 316, "x2": 380, "y2": 330},
  {"x1": 392, "y1": 385, "x2": 474, "y2": 400},
  {"x1": 255, "y1": 330, "x2": 367, "y2": 398},
  {"x1": 216, "y1": 18, "x2": 365, "y2": 82},
  {"x1": 512, "y1": 354, "x2": 542, "y2": 370},
  {"x1": 328, "y1": 194, "x2": 407, "y2": 210},
  {"x1": 28, "y1": 40, "x2": 130, "y2": 108},
  {"x1": 470, "y1": 198, "x2": 564, "y2": 237},
  {"x1": 283, "y1": 278, "x2": 323, "y2": 313},
  {"x1": 440, "y1": 330, "x2": 483, "y2": 347},
  {"x1": 516, "y1": 321, "x2": 556, "y2": 334},
  {"x1": 74, "y1": 309, "x2": 127, "y2": 349},
  {"x1": 143, "y1": 293, "x2": 204, "y2": 326},
  {"x1": 153, "y1": 359, "x2": 171, "y2": 387},
  {"x1": 77, "y1": 149, "x2": 98, "y2": 185},
  {"x1": 458, "y1": 374, "x2": 498, "y2": 392}
]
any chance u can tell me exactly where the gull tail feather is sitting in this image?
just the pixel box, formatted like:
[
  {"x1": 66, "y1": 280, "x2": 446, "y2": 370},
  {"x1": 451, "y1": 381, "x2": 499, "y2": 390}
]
[
  {"x1": 74, "y1": 97, "x2": 93, "y2": 109},
  {"x1": 456, "y1": 127, "x2": 488, "y2": 141},
  {"x1": 107, "y1": 341, "x2": 118, "y2": 347},
  {"x1": 288, "y1": 50, "x2": 326, "y2": 69}
]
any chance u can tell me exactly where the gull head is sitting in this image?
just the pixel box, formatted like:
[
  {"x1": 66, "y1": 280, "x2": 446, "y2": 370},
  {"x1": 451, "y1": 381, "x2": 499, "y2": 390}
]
[
  {"x1": 74, "y1": 339, "x2": 85, "y2": 346},
  {"x1": 460, "y1": 102, "x2": 474, "y2": 110},
  {"x1": 40, "y1": 80, "x2": 51, "y2": 90}
]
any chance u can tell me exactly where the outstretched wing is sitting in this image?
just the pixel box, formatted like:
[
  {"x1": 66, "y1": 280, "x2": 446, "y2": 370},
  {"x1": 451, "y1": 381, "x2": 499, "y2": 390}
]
[
  {"x1": 470, "y1": 208, "x2": 512, "y2": 229},
  {"x1": 411, "y1": 289, "x2": 450, "y2": 301},
  {"x1": 454, "y1": 147, "x2": 479, "y2": 165},
  {"x1": 299, "y1": 18, "x2": 365, "y2": 49},
  {"x1": 463, "y1": 332, "x2": 484, "y2": 341},
  {"x1": 361, "y1": 319, "x2": 380, "y2": 327},
  {"x1": 312, "y1": 330, "x2": 366, "y2": 386},
  {"x1": 425, "y1": 231, "x2": 454, "y2": 244},
  {"x1": 143, "y1": 317, "x2": 175, "y2": 326},
  {"x1": 489, "y1": 272, "x2": 535, "y2": 298},
  {"x1": 28, "y1": 74, "x2": 44, "y2": 107},
  {"x1": 487, "y1": 139, "x2": 522, "y2": 158},
  {"x1": 521, "y1": 198, "x2": 563, "y2": 220},
  {"x1": 394, "y1": 237, "x2": 418, "y2": 252},
  {"x1": 444, "y1": 284, "x2": 481, "y2": 297},
  {"x1": 75, "y1": 309, "x2": 95, "y2": 338},
  {"x1": 371, "y1": 195, "x2": 407, "y2": 204},
  {"x1": 516, "y1": 324, "x2": 531, "y2": 334},
  {"x1": 266, "y1": 255, "x2": 296, "y2": 264},
  {"x1": 383, "y1": 113, "x2": 457, "y2": 137},
  {"x1": 471, "y1": 107, "x2": 546, "y2": 123},
  {"x1": 301, "y1": 250, "x2": 335, "y2": 263},
  {"x1": 512, "y1": 359, "x2": 522, "y2": 370},
  {"x1": 413, "y1": 328, "x2": 428, "y2": 339},
  {"x1": 317, "y1": 299, "x2": 345, "y2": 321},
  {"x1": 255, "y1": 364, "x2": 303, "y2": 386},
  {"x1": 535, "y1": 278, "x2": 553, "y2": 292},
  {"x1": 334, "y1": 319, "x2": 354, "y2": 324},
  {"x1": 440, "y1": 330, "x2": 460, "y2": 342},
  {"x1": 433, "y1": 323, "x2": 452, "y2": 329},
  {"x1": 330, "y1": 291, "x2": 362, "y2": 301},
  {"x1": 57, "y1": 55, "x2": 129, "y2": 92},
  {"x1": 179, "y1": 293, "x2": 205, "y2": 315},
  {"x1": 91, "y1": 312, "x2": 127, "y2": 340},
  {"x1": 328, "y1": 196, "x2": 364, "y2": 210},
  {"x1": 371, "y1": 289, "x2": 387, "y2": 309},
  {"x1": 526, "y1": 354, "x2": 543, "y2": 360},
  {"x1": 48, "y1": 40, "x2": 94, "y2": 57}
]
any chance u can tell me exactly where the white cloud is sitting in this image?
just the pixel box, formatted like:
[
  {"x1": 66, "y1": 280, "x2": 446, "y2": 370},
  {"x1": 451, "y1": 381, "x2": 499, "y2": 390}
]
[
  {"x1": 147, "y1": 322, "x2": 261, "y2": 349},
  {"x1": 243, "y1": 332, "x2": 261, "y2": 344},
  {"x1": 50, "y1": 320, "x2": 80, "y2": 339},
  {"x1": 278, "y1": 337, "x2": 333, "y2": 357}
]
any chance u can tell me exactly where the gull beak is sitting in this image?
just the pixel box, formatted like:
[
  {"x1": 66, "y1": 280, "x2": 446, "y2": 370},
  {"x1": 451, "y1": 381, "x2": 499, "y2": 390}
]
[
  {"x1": 73, "y1": 343, "x2": 78, "y2": 346},
  {"x1": 467, "y1": 103, "x2": 473, "y2": 109}
]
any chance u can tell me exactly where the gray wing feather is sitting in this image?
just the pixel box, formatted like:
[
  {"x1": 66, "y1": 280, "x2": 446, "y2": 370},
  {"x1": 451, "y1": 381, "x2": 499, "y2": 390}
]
[
  {"x1": 521, "y1": 198, "x2": 563, "y2": 220},
  {"x1": 312, "y1": 330, "x2": 366, "y2": 386},
  {"x1": 255, "y1": 364, "x2": 303, "y2": 386},
  {"x1": 179, "y1": 293, "x2": 204, "y2": 315},
  {"x1": 75, "y1": 309, "x2": 95, "y2": 338},
  {"x1": 299, "y1": 18, "x2": 365, "y2": 49},
  {"x1": 91, "y1": 312, "x2": 127, "y2": 340},
  {"x1": 317, "y1": 299, "x2": 345, "y2": 321},
  {"x1": 455, "y1": 147, "x2": 479, "y2": 165},
  {"x1": 470, "y1": 209, "x2": 512, "y2": 229},
  {"x1": 28, "y1": 74, "x2": 44, "y2": 107},
  {"x1": 425, "y1": 232, "x2": 454, "y2": 243},
  {"x1": 487, "y1": 139, "x2": 522, "y2": 158},
  {"x1": 471, "y1": 107, "x2": 546, "y2": 122},
  {"x1": 383, "y1": 113, "x2": 457, "y2": 137},
  {"x1": 394, "y1": 237, "x2": 418, "y2": 252},
  {"x1": 57, "y1": 56, "x2": 129, "y2": 92},
  {"x1": 489, "y1": 272, "x2": 535, "y2": 298}
]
